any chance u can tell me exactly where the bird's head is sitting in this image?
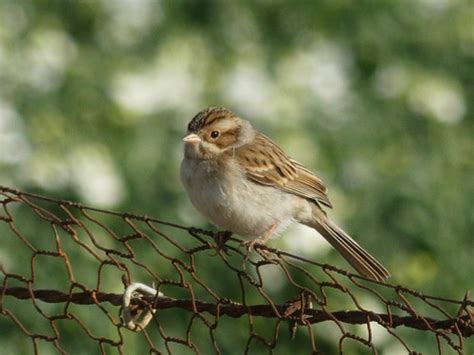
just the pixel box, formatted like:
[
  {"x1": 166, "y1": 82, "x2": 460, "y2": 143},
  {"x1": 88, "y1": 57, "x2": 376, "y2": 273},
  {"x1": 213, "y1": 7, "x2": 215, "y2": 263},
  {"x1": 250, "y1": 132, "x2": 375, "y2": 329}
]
[{"x1": 183, "y1": 107, "x2": 254, "y2": 159}]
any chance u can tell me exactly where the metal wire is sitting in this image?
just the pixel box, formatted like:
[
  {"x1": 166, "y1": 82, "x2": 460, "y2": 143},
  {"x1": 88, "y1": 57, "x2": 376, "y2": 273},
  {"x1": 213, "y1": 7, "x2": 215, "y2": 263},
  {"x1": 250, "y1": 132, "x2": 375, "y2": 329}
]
[{"x1": 0, "y1": 185, "x2": 472, "y2": 354}]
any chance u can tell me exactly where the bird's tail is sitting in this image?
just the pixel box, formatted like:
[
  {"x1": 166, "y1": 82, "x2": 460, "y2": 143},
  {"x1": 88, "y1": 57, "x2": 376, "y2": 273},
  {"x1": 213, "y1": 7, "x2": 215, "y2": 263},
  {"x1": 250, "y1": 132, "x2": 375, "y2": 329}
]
[{"x1": 305, "y1": 208, "x2": 390, "y2": 281}]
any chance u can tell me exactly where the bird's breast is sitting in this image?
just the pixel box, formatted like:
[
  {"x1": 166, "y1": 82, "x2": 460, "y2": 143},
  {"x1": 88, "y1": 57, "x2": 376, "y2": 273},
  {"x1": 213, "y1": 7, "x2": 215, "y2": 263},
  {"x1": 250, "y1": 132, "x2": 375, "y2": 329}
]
[
  {"x1": 180, "y1": 157, "x2": 304, "y2": 237},
  {"x1": 181, "y1": 158, "x2": 232, "y2": 224}
]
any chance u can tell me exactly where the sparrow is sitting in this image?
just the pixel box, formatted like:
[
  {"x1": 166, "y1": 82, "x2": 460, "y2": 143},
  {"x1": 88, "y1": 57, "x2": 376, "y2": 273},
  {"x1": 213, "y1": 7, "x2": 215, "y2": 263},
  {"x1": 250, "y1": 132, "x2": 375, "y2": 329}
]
[{"x1": 180, "y1": 107, "x2": 390, "y2": 281}]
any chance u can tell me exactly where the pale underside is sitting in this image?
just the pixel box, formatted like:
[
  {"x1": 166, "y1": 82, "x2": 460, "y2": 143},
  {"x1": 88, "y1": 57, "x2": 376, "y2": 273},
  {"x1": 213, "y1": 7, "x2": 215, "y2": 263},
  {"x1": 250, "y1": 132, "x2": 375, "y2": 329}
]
[{"x1": 180, "y1": 133, "x2": 331, "y2": 238}]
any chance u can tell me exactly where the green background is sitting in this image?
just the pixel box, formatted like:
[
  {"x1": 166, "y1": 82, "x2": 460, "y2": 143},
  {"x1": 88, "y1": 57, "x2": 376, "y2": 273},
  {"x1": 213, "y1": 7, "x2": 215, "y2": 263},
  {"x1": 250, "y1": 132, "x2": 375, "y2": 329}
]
[{"x1": 0, "y1": 0, "x2": 472, "y2": 354}]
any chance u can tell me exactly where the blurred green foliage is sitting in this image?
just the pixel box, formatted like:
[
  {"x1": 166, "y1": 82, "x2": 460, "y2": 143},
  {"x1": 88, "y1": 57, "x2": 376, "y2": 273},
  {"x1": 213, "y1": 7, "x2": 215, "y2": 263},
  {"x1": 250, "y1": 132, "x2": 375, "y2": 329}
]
[{"x1": 0, "y1": 0, "x2": 472, "y2": 353}]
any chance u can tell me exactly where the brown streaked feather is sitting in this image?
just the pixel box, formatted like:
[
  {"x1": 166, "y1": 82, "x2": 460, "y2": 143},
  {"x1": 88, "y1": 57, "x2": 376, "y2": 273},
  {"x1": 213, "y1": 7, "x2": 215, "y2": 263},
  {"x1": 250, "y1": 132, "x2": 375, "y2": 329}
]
[
  {"x1": 310, "y1": 205, "x2": 390, "y2": 281},
  {"x1": 214, "y1": 127, "x2": 240, "y2": 148},
  {"x1": 236, "y1": 133, "x2": 332, "y2": 208},
  {"x1": 188, "y1": 107, "x2": 238, "y2": 133}
]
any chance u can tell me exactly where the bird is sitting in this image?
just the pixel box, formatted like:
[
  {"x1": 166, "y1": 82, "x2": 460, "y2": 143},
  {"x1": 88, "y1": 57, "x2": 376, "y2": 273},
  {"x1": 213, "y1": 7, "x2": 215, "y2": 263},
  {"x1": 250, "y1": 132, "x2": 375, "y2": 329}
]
[{"x1": 180, "y1": 107, "x2": 390, "y2": 281}]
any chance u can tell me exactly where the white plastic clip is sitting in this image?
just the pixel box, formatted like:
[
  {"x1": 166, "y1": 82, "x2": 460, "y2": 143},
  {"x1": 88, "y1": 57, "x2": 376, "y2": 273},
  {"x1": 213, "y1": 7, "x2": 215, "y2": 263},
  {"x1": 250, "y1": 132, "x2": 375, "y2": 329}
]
[{"x1": 122, "y1": 282, "x2": 164, "y2": 331}]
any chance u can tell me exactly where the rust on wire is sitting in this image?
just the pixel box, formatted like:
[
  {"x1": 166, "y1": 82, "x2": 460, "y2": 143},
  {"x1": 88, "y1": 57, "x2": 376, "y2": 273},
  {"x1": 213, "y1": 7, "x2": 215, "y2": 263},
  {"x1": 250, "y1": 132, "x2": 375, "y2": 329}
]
[{"x1": 0, "y1": 185, "x2": 472, "y2": 354}]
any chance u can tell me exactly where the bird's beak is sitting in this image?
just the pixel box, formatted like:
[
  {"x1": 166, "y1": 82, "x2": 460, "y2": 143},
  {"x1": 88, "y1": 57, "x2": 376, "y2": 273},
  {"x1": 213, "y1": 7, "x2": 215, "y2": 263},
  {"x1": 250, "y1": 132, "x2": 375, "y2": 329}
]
[{"x1": 182, "y1": 133, "x2": 201, "y2": 144}]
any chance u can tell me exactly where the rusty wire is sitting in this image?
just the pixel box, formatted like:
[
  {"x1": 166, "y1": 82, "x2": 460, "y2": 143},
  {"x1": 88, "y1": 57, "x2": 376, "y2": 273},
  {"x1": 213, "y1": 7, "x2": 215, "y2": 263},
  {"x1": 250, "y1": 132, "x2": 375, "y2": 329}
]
[{"x1": 0, "y1": 185, "x2": 472, "y2": 354}]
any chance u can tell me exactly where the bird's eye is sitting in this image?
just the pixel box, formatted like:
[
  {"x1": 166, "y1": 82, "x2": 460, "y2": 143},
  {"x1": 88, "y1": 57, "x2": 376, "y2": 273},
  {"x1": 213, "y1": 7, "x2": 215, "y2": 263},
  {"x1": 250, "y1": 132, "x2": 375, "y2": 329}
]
[{"x1": 211, "y1": 130, "x2": 220, "y2": 139}]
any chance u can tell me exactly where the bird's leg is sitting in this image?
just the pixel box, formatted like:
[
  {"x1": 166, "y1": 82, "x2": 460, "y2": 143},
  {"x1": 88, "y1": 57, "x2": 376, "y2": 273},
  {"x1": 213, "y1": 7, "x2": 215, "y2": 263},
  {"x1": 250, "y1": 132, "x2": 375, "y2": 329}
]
[
  {"x1": 212, "y1": 230, "x2": 233, "y2": 255},
  {"x1": 242, "y1": 223, "x2": 278, "y2": 252}
]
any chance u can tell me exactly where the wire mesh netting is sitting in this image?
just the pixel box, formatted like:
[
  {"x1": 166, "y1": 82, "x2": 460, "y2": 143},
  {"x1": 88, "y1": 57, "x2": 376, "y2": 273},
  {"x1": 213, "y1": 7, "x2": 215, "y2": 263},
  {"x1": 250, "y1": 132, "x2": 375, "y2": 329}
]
[{"x1": 0, "y1": 185, "x2": 472, "y2": 354}]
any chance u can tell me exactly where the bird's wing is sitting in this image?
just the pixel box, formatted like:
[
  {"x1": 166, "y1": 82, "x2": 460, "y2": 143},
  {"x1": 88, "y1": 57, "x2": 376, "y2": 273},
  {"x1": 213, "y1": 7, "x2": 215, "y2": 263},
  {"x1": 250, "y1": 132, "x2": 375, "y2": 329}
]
[{"x1": 235, "y1": 133, "x2": 332, "y2": 208}]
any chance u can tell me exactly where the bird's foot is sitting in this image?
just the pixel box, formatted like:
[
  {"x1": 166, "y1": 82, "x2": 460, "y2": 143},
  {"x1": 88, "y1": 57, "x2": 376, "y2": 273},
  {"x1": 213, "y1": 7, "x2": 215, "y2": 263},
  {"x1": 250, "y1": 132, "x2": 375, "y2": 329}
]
[
  {"x1": 241, "y1": 238, "x2": 277, "y2": 262},
  {"x1": 241, "y1": 224, "x2": 279, "y2": 260},
  {"x1": 242, "y1": 238, "x2": 279, "y2": 263},
  {"x1": 211, "y1": 230, "x2": 233, "y2": 255},
  {"x1": 241, "y1": 238, "x2": 260, "y2": 253}
]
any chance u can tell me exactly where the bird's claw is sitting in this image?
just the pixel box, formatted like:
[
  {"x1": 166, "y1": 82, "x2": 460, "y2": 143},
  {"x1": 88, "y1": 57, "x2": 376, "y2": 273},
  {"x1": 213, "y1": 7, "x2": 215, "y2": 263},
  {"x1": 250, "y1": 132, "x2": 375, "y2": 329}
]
[
  {"x1": 242, "y1": 239, "x2": 259, "y2": 252},
  {"x1": 241, "y1": 239, "x2": 279, "y2": 262},
  {"x1": 211, "y1": 230, "x2": 233, "y2": 255}
]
